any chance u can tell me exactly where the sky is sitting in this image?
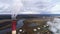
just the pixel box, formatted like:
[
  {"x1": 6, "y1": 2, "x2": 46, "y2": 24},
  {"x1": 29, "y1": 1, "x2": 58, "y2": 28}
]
[{"x1": 0, "y1": 0, "x2": 60, "y2": 14}]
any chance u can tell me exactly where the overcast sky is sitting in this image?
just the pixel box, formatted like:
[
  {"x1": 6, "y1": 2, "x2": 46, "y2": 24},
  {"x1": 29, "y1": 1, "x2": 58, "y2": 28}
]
[{"x1": 0, "y1": 0, "x2": 60, "y2": 14}]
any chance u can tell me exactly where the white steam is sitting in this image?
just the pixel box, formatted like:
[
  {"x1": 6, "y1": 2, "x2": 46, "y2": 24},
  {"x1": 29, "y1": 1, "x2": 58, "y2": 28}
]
[
  {"x1": 47, "y1": 17, "x2": 60, "y2": 34},
  {"x1": 11, "y1": 0, "x2": 23, "y2": 18}
]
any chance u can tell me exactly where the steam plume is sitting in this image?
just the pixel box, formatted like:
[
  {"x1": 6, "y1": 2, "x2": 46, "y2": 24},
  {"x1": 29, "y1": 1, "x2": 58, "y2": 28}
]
[{"x1": 47, "y1": 17, "x2": 60, "y2": 34}]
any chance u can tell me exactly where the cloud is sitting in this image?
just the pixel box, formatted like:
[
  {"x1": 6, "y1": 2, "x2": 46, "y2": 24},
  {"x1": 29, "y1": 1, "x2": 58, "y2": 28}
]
[
  {"x1": 0, "y1": 2, "x2": 11, "y2": 14},
  {"x1": 48, "y1": 3, "x2": 60, "y2": 14},
  {"x1": 21, "y1": 0, "x2": 52, "y2": 14},
  {"x1": 0, "y1": 0, "x2": 60, "y2": 14},
  {"x1": 19, "y1": 0, "x2": 60, "y2": 14}
]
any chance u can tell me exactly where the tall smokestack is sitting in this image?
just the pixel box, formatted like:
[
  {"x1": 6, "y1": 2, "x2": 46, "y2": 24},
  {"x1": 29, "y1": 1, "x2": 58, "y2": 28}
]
[{"x1": 11, "y1": 0, "x2": 23, "y2": 34}]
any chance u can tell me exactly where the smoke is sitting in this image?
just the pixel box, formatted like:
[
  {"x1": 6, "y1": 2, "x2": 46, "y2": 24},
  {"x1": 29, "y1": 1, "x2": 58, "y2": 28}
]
[
  {"x1": 47, "y1": 17, "x2": 60, "y2": 34},
  {"x1": 11, "y1": 0, "x2": 23, "y2": 18}
]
